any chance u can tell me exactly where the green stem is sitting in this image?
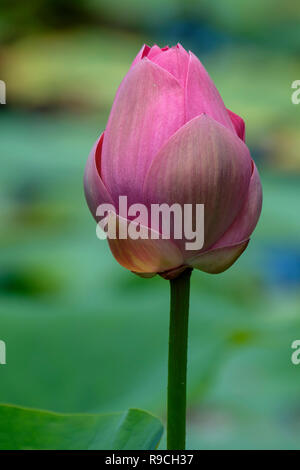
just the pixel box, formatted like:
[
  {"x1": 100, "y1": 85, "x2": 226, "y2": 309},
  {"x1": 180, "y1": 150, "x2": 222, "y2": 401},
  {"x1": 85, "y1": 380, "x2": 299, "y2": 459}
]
[{"x1": 167, "y1": 268, "x2": 192, "y2": 450}]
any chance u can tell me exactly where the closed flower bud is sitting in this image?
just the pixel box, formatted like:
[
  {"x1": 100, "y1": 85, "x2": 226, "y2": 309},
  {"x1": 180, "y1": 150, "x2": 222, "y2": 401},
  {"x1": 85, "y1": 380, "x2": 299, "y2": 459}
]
[{"x1": 84, "y1": 44, "x2": 262, "y2": 278}]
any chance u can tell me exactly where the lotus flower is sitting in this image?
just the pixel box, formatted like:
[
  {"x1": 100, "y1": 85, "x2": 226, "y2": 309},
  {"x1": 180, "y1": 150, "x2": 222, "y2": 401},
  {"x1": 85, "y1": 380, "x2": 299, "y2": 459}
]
[{"x1": 84, "y1": 44, "x2": 262, "y2": 278}]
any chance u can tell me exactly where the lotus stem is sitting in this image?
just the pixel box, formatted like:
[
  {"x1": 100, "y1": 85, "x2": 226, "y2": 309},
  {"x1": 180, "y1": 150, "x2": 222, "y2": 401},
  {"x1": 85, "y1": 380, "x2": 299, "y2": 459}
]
[{"x1": 167, "y1": 268, "x2": 192, "y2": 450}]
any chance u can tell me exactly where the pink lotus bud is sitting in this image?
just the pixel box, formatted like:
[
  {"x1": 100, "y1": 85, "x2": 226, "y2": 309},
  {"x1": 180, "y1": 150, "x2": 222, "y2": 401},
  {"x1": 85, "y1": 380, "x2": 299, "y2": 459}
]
[{"x1": 84, "y1": 44, "x2": 262, "y2": 277}]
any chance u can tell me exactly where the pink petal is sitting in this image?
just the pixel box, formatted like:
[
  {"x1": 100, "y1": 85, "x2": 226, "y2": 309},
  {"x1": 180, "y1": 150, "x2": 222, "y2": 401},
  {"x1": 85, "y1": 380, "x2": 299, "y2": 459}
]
[
  {"x1": 101, "y1": 59, "x2": 184, "y2": 207},
  {"x1": 84, "y1": 133, "x2": 115, "y2": 220},
  {"x1": 212, "y1": 161, "x2": 262, "y2": 248},
  {"x1": 187, "y1": 239, "x2": 249, "y2": 274},
  {"x1": 227, "y1": 108, "x2": 246, "y2": 141},
  {"x1": 150, "y1": 44, "x2": 190, "y2": 87},
  {"x1": 130, "y1": 45, "x2": 169, "y2": 70},
  {"x1": 143, "y1": 114, "x2": 252, "y2": 256},
  {"x1": 130, "y1": 44, "x2": 151, "y2": 69},
  {"x1": 185, "y1": 52, "x2": 235, "y2": 131},
  {"x1": 106, "y1": 212, "x2": 183, "y2": 273},
  {"x1": 148, "y1": 45, "x2": 165, "y2": 59}
]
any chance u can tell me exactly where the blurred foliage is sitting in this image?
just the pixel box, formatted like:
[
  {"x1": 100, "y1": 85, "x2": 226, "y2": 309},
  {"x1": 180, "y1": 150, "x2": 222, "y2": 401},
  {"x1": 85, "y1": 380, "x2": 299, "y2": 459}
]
[
  {"x1": 1, "y1": 1, "x2": 300, "y2": 49},
  {"x1": 0, "y1": 0, "x2": 300, "y2": 450}
]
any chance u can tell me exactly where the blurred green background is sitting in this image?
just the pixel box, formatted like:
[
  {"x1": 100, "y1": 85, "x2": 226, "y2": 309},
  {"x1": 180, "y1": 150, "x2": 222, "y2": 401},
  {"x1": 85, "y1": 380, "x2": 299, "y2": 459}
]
[{"x1": 1, "y1": 0, "x2": 300, "y2": 450}]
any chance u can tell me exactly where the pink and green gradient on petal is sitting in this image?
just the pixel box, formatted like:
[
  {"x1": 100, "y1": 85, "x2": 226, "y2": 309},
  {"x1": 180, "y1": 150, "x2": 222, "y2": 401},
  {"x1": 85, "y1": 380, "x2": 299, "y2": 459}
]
[{"x1": 84, "y1": 44, "x2": 262, "y2": 277}]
